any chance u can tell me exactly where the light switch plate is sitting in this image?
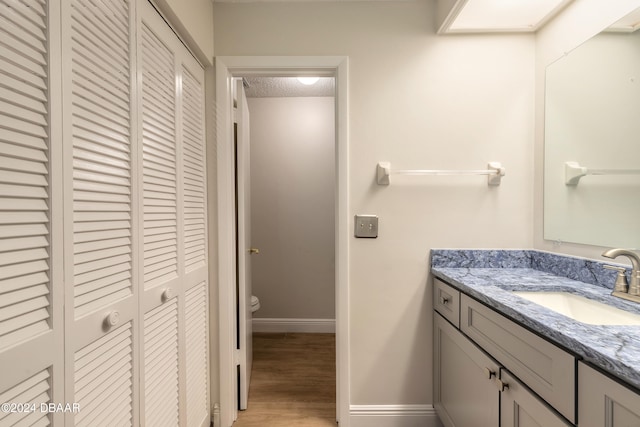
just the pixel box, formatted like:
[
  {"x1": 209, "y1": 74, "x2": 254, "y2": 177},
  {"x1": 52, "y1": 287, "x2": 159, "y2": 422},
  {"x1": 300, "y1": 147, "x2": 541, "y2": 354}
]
[{"x1": 354, "y1": 215, "x2": 378, "y2": 238}]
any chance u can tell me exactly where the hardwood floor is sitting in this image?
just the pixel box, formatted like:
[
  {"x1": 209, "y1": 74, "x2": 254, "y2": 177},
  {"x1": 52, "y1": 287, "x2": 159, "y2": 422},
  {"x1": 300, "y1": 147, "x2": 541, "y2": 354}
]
[{"x1": 233, "y1": 333, "x2": 337, "y2": 427}]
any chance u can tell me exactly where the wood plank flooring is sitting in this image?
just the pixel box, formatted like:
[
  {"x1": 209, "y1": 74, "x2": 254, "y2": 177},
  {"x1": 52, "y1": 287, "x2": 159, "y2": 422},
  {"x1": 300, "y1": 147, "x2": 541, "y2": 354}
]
[{"x1": 233, "y1": 333, "x2": 337, "y2": 427}]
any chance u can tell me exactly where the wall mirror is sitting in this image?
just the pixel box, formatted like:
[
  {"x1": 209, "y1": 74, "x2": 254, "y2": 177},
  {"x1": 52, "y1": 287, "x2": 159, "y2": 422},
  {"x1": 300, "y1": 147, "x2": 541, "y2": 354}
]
[{"x1": 544, "y1": 8, "x2": 640, "y2": 249}]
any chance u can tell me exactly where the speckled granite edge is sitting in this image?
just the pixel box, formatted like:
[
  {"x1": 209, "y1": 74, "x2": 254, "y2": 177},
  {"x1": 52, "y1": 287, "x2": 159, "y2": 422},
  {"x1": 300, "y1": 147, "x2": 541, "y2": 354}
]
[{"x1": 430, "y1": 249, "x2": 631, "y2": 290}]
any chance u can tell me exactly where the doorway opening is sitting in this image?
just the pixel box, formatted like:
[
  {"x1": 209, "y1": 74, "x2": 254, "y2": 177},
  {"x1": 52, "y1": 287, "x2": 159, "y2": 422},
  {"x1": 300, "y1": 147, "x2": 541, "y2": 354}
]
[
  {"x1": 215, "y1": 57, "x2": 349, "y2": 427},
  {"x1": 236, "y1": 76, "x2": 336, "y2": 425}
]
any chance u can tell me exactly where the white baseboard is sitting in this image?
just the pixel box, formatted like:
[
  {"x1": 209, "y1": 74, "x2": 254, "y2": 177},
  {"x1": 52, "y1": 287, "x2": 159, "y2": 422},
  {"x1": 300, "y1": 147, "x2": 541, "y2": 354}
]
[
  {"x1": 252, "y1": 318, "x2": 336, "y2": 333},
  {"x1": 350, "y1": 404, "x2": 442, "y2": 427}
]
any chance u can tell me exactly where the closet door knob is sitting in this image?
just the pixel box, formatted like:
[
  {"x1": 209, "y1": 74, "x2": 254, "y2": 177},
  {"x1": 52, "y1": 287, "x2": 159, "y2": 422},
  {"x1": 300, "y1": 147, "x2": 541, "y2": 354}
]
[
  {"x1": 162, "y1": 288, "x2": 174, "y2": 302},
  {"x1": 104, "y1": 311, "x2": 120, "y2": 328},
  {"x1": 248, "y1": 248, "x2": 260, "y2": 255}
]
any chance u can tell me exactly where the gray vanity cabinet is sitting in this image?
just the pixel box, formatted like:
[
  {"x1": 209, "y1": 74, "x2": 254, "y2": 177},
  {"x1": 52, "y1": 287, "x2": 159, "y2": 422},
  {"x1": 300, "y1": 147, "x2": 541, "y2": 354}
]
[
  {"x1": 433, "y1": 311, "x2": 570, "y2": 427},
  {"x1": 433, "y1": 312, "x2": 500, "y2": 427},
  {"x1": 433, "y1": 278, "x2": 575, "y2": 427},
  {"x1": 579, "y1": 362, "x2": 640, "y2": 427}
]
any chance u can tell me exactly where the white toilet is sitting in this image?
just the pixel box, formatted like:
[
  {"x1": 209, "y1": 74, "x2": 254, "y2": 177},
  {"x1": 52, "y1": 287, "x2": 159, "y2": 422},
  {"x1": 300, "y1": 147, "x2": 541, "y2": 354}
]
[{"x1": 251, "y1": 295, "x2": 261, "y2": 313}]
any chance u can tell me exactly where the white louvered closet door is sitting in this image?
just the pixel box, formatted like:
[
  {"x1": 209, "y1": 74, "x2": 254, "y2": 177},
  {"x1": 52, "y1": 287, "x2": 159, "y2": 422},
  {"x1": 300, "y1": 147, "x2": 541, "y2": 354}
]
[
  {"x1": 62, "y1": 0, "x2": 138, "y2": 425},
  {"x1": 0, "y1": 0, "x2": 208, "y2": 425},
  {"x1": 181, "y1": 53, "x2": 209, "y2": 427},
  {"x1": 0, "y1": 1, "x2": 64, "y2": 426},
  {"x1": 138, "y1": 5, "x2": 180, "y2": 427},
  {"x1": 138, "y1": 2, "x2": 208, "y2": 427}
]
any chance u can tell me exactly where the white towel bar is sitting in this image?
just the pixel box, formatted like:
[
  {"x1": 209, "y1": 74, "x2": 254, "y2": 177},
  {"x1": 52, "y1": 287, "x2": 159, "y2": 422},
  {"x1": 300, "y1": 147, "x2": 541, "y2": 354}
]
[
  {"x1": 565, "y1": 161, "x2": 640, "y2": 185},
  {"x1": 377, "y1": 162, "x2": 505, "y2": 186}
]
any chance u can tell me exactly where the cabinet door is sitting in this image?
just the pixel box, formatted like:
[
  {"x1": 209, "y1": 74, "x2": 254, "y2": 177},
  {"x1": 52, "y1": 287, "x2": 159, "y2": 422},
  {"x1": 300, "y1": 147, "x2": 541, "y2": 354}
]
[
  {"x1": 500, "y1": 370, "x2": 572, "y2": 427},
  {"x1": 579, "y1": 362, "x2": 640, "y2": 427},
  {"x1": 433, "y1": 313, "x2": 499, "y2": 427}
]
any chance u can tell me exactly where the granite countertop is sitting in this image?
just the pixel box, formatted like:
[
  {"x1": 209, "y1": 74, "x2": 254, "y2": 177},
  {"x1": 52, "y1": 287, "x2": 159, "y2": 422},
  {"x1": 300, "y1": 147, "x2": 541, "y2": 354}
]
[{"x1": 430, "y1": 249, "x2": 640, "y2": 391}]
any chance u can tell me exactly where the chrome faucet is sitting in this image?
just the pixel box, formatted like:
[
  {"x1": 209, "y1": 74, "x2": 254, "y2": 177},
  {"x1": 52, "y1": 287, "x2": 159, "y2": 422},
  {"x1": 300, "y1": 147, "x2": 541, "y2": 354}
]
[{"x1": 602, "y1": 248, "x2": 640, "y2": 300}]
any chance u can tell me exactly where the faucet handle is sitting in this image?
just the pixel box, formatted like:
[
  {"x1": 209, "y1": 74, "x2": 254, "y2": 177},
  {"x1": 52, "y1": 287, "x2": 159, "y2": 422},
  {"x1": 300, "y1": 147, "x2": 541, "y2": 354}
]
[{"x1": 604, "y1": 265, "x2": 629, "y2": 293}]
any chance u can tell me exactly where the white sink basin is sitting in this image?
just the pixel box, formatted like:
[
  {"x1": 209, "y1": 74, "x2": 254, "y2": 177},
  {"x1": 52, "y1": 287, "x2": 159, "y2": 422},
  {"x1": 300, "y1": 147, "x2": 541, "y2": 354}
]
[{"x1": 512, "y1": 291, "x2": 640, "y2": 325}]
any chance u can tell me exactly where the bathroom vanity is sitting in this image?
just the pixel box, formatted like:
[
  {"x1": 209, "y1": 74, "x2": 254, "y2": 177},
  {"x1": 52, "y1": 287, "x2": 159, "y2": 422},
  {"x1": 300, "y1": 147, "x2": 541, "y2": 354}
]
[{"x1": 431, "y1": 250, "x2": 640, "y2": 427}]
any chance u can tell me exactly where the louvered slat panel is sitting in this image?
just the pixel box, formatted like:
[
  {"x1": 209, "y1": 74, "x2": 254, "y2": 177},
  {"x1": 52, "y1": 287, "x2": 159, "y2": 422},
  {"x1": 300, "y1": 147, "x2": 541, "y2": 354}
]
[
  {"x1": 181, "y1": 68, "x2": 206, "y2": 273},
  {"x1": 0, "y1": 0, "x2": 50, "y2": 351},
  {"x1": 72, "y1": 4, "x2": 128, "y2": 59},
  {"x1": 0, "y1": 0, "x2": 46, "y2": 34},
  {"x1": 74, "y1": 322, "x2": 133, "y2": 427},
  {"x1": 185, "y1": 283, "x2": 208, "y2": 427},
  {"x1": 0, "y1": 224, "x2": 48, "y2": 240},
  {"x1": 144, "y1": 299, "x2": 179, "y2": 427},
  {"x1": 84, "y1": 0, "x2": 128, "y2": 31},
  {"x1": 71, "y1": 0, "x2": 133, "y2": 318},
  {"x1": 0, "y1": 7, "x2": 46, "y2": 55},
  {"x1": 0, "y1": 87, "x2": 46, "y2": 115},
  {"x1": 70, "y1": 3, "x2": 129, "y2": 71},
  {"x1": 141, "y1": 23, "x2": 177, "y2": 289},
  {"x1": 0, "y1": 236, "x2": 47, "y2": 256},
  {"x1": 0, "y1": 369, "x2": 50, "y2": 426},
  {"x1": 0, "y1": 43, "x2": 45, "y2": 77}
]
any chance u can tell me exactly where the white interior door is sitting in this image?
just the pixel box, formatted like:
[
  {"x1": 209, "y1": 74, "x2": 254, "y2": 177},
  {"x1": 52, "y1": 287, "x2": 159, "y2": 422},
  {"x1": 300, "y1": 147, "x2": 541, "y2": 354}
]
[
  {"x1": 235, "y1": 78, "x2": 253, "y2": 411},
  {"x1": 215, "y1": 60, "x2": 240, "y2": 427}
]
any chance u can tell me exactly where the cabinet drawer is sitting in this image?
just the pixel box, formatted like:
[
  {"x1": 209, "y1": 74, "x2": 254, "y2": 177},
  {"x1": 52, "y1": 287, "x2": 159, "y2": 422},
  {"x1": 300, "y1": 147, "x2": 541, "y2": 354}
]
[
  {"x1": 434, "y1": 279, "x2": 460, "y2": 328},
  {"x1": 460, "y1": 294, "x2": 576, "y2": 423}
]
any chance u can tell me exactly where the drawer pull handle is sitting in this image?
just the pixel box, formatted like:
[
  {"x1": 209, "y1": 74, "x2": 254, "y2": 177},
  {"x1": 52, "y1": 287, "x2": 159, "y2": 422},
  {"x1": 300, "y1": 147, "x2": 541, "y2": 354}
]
[
  {"x1": 440, "y1": 296, "x2": 450, "y2": 305},
  {"x1": 494, "y1": 378, "x2": 509, "y2": 392},
  {"x1": 483, "y1": 367, "x2": 496, "y2": 379}
]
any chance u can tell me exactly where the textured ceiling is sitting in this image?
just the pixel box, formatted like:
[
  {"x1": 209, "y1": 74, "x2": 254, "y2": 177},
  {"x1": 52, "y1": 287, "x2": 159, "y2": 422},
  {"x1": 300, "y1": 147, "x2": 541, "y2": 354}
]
[{"x1": 244, "y1": 77, "x2": 335, "y2": 98}]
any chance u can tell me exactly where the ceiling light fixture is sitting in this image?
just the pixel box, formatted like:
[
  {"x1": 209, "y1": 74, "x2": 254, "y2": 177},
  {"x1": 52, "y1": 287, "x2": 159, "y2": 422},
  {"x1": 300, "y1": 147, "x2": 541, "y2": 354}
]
[
  {"x1": 445, "y1": 0, "x2": 572, "y2": 32},
  {"x1": 297, "y1": 77, "x2": 320, "y2": 85}
]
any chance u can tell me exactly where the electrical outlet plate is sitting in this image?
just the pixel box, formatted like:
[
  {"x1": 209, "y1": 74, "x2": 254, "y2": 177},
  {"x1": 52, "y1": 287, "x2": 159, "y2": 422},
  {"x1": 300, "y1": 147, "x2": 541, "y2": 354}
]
[{"x1": 354, "y1": 215, "x2": 378, "y2": 238}]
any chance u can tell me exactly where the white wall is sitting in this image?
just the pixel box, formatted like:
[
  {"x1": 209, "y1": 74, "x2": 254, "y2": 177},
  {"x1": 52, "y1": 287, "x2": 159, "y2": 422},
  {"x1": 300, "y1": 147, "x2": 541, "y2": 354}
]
[
  {"x1": 534, "y1": 0, "x2": 640, "y2": 259},
  {"x1": 153, "y1": 0, "x2": 214, "y2": 64},
  {"x1": 248, "y1": 97, "x2": 336, "y2": 320},
  {"x1": 214, "y1": 0, "x2": 535, "y2": 408}
]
